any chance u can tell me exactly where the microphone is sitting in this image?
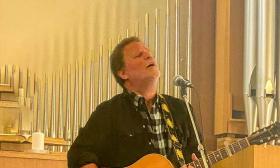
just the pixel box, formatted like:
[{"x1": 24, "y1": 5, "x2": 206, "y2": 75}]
[{"x1": 173, "y1": 75, "x2": 193, "y2": 88}]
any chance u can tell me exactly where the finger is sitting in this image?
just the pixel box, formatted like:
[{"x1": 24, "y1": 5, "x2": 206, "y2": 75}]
[
  {"x1": 191, "y1": 153, "x2": 198, "y2": 161},
  {"x1": 181, "y1": 164, "x2": 194, "y2": 168},
  {"x1": 180, "y1": 164, "x2": 187, "y2": 168}
]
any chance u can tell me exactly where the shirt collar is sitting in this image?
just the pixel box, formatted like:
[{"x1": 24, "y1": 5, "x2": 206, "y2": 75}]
[{"x1": 124, "y1": 89, "x2": 159, "y2": 108}]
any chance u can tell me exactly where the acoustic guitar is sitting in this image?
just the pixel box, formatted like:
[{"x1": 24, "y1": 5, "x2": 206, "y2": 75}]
[{"x1": 128, "y1": 122, "x2": 280, "y2": 168}]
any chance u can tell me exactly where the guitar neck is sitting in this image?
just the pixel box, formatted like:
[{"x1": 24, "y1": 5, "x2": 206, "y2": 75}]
[
  {"x1": 128, "y1": 122, "x2": 279, "y2": 168},
  {"x1": 187, "y1": 138, "x2": 250, "y2": 168},
  {"x1": 186, "y1": 122, "x2": 280, "y2": 167}
]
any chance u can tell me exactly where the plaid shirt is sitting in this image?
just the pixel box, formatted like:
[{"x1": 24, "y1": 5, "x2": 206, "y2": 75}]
[{"x1": 130, "y1": 92, "x2": 171, "y2": 156}]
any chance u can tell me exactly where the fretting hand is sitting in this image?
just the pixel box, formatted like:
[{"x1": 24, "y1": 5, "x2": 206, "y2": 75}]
[{"x1": 180, "y1": 153, "x2": 198, "y2": 168}]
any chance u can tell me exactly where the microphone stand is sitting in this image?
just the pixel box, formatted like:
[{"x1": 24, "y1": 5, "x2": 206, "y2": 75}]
[{"x1": 180, "y1": 86, "x2": 209, "y2": 168}]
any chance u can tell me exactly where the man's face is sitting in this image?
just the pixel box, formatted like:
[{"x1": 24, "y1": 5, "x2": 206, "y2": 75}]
[{"x1": 118, "y1": 41, "x2": 160, "y2": 84}]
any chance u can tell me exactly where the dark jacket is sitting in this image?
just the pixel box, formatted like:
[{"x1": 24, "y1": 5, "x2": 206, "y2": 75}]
[{"x1": 67, "y1": 92, "x2": 199, "y2": 168}]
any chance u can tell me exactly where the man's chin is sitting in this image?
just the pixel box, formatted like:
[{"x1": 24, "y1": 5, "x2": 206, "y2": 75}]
[
  {"x1": 154, "y1": 71, "x2": 160, "y2": 79},
  {"x1": 148, "y1": 73, "x2": 160, "y2": 81}
]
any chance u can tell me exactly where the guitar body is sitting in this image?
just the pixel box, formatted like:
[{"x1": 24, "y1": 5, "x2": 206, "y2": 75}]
[{"x1": 128, "y1": 154, "x2": 174, "y2": 168}]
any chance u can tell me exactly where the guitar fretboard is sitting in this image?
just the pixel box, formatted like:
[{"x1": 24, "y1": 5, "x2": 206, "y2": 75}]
[{"x1": 187, "y1": 138, "x2": 250, "y2": 168}]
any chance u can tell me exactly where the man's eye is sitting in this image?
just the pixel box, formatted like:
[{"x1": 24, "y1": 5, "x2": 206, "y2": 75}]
[{"x1": 135, "y1": 52, "x2": 142, "y2": 58}]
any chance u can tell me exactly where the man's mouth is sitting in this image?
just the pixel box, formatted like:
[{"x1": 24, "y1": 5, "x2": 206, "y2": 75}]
[{"x1": 147, "y1": 63, "x2": 155, "y2": 68}]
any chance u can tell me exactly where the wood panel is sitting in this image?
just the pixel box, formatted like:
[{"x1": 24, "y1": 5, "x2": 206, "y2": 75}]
[
  {"x1": 215, "y1": 0, "x2": 232, "y2": 135},
  {"x1": 213, "y1": 145, "x2": 280, "y2": 168},
  {"x1": 192, "y1": 0, "x2": 216, "y2": 150},
  {"x1": 0, "y1": 150, "x2": 67, "y2": 168},
  {"x1": 230, "y1": 0, "x2": 244, "y2": 112},
  {"x1": 215, "y1": 0, "x2": 246, "y2": 135}
]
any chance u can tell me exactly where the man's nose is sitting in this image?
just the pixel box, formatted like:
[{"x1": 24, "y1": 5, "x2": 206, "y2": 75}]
[{"x1": 143, "y1": 51, "x2": 152, "y2": 60}]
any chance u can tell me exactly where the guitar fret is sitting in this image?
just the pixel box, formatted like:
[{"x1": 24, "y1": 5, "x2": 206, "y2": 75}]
[
  {"x1": 225, "y1": 145, "x2": 233, "y2": 156},
  {"x1": 199, "y1": 159, "x2": 205, "y2": 168},
  {"x1": 213, "y1": 150, "x2": 222, "y2": 161},
  {"x1": 206, "y1": 154, "x2": 213, "y2": 165},
  {"x1": 237, "y1": 140, "x2": 243, "y2": 150},
  {"x1": 233, "y1": 142, "x2": 242, "y2": 153},
  {"x1": 211, "y1": 152, "x2": 217, "y2": 163},
  {"x1": 239, "y1": 141, "x2": 245, "y2": 148},
  {"x1": 245, "y1": 138, "x2": 250, "y2": 146},
  {"x1": 200, "y1": 158, "x2": 207, "y2": 168},
  {"x1": 229, "y1": 144, "x2": 235, "y2": 154},
  {"x1": 208, "y1": 152, "x2": 216, "y2": 165},
  {"x1": 220, "y1": 148, "x2": 229, "y2": 158},
  {"x1": 239, "y1": 138, "x2": 249, "y2": 148},
  {"x1": 212, "y1": 152, "x2": 217, "y2": 162},
  {"x1": 189, "y1": 159, "x2": 206, "y2": 168},
  {"x1": 194, "y1": 160, "x2": 200, "y2": 168}
]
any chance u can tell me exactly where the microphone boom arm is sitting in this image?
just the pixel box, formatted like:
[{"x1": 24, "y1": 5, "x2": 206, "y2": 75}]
[{"x1": 180, "y1": 87, "x2": 209, "y2": 168}]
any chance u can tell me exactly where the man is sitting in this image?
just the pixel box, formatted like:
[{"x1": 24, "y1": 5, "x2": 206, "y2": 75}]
[{"x1": 68, "y1": 37, "x2": 199, "y2": 168}]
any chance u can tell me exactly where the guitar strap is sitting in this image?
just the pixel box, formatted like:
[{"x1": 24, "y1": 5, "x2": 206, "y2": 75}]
[{"x1": 159, "y1": 94, "x2": 186, "y2": 167}]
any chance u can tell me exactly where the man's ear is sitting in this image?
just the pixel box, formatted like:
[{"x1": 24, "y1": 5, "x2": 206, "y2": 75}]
[{"x1": 117, "y1": 69, "x2": 128, "y2": 80}]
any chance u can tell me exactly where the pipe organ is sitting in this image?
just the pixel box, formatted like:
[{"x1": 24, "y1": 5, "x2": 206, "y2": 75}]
[
  {"x1": 0, "y1": 0, "x2": 193, "y2": 151},
  {"x1": 243, "y1": 0, "x2": 280, "y2": 137}
]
